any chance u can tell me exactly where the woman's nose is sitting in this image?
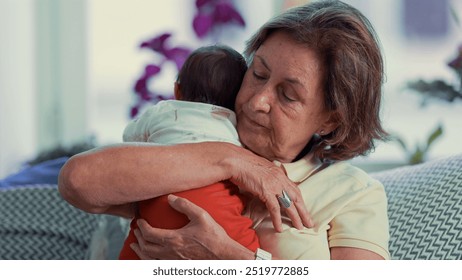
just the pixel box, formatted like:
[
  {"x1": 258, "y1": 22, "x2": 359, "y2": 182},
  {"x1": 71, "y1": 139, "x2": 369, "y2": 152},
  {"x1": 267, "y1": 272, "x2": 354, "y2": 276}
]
[{"x1": 248, "y1": 87, "x2": 271, "y2": 113}]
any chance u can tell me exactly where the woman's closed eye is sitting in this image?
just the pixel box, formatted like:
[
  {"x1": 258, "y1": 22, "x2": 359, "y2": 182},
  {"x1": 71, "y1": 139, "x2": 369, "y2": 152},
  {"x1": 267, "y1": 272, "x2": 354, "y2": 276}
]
[
  {"x1": 253, "y1": 71, "x2": 267, "y2": 80},
  {"x1": 278, "y1": 87, "x2": 297, "y2": 102},
  {"x1": 282, "y1": 91, "x2": 296, "y2": 102}
]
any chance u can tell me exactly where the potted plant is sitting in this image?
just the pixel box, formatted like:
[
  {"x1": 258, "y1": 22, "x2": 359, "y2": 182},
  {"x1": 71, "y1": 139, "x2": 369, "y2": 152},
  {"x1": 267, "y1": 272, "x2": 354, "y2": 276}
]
[{"x1": 396, "y1": 44, "x2": 462, "y2": 164}]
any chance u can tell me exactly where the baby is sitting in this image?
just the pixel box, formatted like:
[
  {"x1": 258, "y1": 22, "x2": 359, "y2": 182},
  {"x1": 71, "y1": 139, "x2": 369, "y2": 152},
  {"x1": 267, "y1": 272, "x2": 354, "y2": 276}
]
[{"x1": 119, "y1": 45, "x2": 259, "y2": 259}]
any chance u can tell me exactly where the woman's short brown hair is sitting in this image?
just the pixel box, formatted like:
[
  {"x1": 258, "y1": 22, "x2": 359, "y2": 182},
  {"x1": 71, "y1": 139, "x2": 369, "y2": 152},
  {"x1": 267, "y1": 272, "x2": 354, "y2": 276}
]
[{"x1": 244, "y1": 0, "x2": 388, "y2": 161}]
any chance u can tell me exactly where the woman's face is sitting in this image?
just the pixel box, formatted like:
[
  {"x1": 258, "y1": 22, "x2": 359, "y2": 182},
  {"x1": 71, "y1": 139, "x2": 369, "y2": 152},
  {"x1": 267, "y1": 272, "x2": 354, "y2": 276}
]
[{"x1": 235, "y1": 32, "x2": 333, "y2": 163}]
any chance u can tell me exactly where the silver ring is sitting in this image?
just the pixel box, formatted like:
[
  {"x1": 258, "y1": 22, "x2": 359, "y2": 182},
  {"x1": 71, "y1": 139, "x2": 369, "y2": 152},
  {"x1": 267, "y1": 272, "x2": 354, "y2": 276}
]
[{"x1": 277, "y1": 190, "x2": 292, "y2": 208}]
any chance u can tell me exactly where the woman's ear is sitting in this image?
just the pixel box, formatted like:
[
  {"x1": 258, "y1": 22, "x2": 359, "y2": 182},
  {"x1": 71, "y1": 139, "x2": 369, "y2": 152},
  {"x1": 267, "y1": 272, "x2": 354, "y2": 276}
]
[
  {"x1": 319, "y1": 111, "x2": 339, "y2": 136},
  {"x1": 174, "y1": 82, "x2": 182, "y2": 100}
]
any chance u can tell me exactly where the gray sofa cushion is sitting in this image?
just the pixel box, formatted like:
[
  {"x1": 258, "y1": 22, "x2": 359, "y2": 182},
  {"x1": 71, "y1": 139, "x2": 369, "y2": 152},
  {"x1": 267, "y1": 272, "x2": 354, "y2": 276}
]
[
  {"x1": 0, "y1": 185, "x2": 100, "y2": 260},
  {"x1": 371, "y1": 154, "x2": 462, "y2": 260}
]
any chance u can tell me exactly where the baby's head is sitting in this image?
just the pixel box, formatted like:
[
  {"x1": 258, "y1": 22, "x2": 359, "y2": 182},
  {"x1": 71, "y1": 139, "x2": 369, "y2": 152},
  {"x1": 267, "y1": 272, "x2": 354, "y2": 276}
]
[{"x1": 175, "y1": 45, "x2": 247, "y2": 111}]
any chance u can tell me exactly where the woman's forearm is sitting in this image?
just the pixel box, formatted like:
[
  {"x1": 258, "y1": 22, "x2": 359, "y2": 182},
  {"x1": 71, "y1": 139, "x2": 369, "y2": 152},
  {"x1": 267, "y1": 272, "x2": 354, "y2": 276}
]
[
  {"x1": 58, "y1": 140, "x2": 310, "y2": 232},
  {"x1": 58, "y1": 142, "x2": 237, "y2": 214}
]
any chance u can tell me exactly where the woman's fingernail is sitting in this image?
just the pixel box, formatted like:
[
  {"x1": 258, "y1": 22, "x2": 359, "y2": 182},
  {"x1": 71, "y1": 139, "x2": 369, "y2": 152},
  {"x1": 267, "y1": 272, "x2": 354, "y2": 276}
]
[
  {"x1": 309, "y1": 219, "x2": 315, "y2": 227},
  {"x1": 167, "y1": 194, "x2": 178, "y2": 203}
]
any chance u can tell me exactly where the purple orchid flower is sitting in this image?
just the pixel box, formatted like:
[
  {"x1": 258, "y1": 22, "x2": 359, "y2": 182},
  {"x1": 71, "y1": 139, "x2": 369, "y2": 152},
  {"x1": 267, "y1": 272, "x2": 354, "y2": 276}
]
[
  {"x1": 193, "y1": 14, "x2": 214, "y2": 38},
  {"x1": 140, "y1": 33, "x2": 172, "y2": 54},
  {"x1": 139, "y1": 33, "x2": 191, "y2": 70},
  {"x1": 134, "y1": 64, "x2": 161, "y2": 98},
  {"x1": 196, "y1": 0, "x2": 213, "y2": 8},
  {"x1": 130, "y1": 105, "x2": 140, "y2": 118},
  {"x1": 193, "y1": 0, "x2": 245, "y2": 38},
  {"x1": 132, "y1": 61, "x2": 176, "y2": 117},
  {"x1": 130, "y1": 0, "x2": 245, "y2": 118},
  {"x1": 144, "y1": 64, "x2": 162, "y2": 77},
  {"x1": 448, "y1": 45, "x2": 462, "y2": 72},
  {"x1": 164, "y1": 47, "x2": 191, "y2": 70},
  {"x1": 214, "y1": 2, "x2": 245, "y2": 25}
]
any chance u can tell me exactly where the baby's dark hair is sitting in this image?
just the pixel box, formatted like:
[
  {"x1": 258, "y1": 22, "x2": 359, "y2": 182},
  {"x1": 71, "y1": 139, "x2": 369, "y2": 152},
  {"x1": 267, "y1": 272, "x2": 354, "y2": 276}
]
[{"x1": 176, "y1": 45, "x2": 247, "y2": 111}]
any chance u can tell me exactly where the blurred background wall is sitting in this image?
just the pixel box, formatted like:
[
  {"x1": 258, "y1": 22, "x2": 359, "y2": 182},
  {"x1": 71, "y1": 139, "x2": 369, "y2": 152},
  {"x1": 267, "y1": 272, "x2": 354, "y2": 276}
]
[{"x1": 1, "y1": 0, "x2": 461, "y2": 177}]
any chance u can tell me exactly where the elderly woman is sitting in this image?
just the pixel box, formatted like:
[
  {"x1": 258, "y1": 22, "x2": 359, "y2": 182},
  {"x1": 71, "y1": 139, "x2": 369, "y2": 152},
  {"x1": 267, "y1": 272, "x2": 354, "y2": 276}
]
[{"x1": 59, "y1": 0, "x2": 389, "y2": 260}]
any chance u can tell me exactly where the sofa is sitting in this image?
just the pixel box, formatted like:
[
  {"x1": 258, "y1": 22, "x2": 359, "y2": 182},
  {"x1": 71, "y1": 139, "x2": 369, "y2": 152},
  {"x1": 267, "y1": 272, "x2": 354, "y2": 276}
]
[{"x1": 1, "y1": 154, "x2": 461, "y2": 260}]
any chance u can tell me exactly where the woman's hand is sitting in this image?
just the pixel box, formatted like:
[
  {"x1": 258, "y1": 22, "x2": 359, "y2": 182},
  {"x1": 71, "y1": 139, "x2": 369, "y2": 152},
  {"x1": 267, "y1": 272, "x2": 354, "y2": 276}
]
[
  {"x1": 130, "y1": 195, "x2": 254, "y2": 260},
  {"x1": 225, "y1": 147, "x2": 314, "y2": 232}
]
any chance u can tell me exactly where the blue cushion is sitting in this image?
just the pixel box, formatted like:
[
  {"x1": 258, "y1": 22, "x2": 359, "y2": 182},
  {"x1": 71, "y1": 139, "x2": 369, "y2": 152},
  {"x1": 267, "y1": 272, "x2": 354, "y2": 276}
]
[{"x1": 0, "y1": 157, "x2": 68, "y2": 189}]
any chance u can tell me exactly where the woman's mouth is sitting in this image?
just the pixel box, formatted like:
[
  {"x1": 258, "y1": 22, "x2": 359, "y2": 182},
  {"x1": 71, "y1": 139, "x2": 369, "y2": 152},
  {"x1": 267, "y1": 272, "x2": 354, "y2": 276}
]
[{"x1": 243, "y1": 115, "x2": 268, "y2": 129}]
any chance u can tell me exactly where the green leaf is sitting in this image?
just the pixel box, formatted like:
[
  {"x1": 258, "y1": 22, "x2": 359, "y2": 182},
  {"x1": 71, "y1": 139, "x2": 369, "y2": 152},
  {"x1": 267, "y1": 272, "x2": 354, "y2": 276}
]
[
  {"x1": 450, "y1": 4, "x2": 460, "y2": 27},
  {"x1": 410, "y1": 146, "x2": 424, "y2": 165},
  {"x1": 407, "y1": 79, "x2": 460, "y2": 104},
  {"x1": 392, "y1": 134, "x2": 407, "y2": 150},
  {"x1": 426, "y1": 124, "x2": 443, "y2": 149}
]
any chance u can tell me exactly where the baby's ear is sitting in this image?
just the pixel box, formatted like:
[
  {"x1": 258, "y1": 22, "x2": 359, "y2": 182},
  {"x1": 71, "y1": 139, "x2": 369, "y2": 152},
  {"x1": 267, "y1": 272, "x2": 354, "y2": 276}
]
[{"x1": 174, "y1": 82, "x2": 182, "y2": 100}]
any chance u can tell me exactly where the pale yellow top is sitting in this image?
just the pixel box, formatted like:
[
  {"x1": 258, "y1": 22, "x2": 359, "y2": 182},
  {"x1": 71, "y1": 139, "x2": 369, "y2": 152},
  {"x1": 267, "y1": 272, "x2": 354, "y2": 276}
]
[{"x1": 244, "y1": 154, "x2": 390, "y2": 260}]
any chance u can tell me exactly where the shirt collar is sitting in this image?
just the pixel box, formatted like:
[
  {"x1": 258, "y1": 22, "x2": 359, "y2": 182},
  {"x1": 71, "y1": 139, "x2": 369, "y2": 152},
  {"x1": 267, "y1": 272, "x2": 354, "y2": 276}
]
[{"x1": 273, "y1": 153, "x2": 324, "y2": 183}]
